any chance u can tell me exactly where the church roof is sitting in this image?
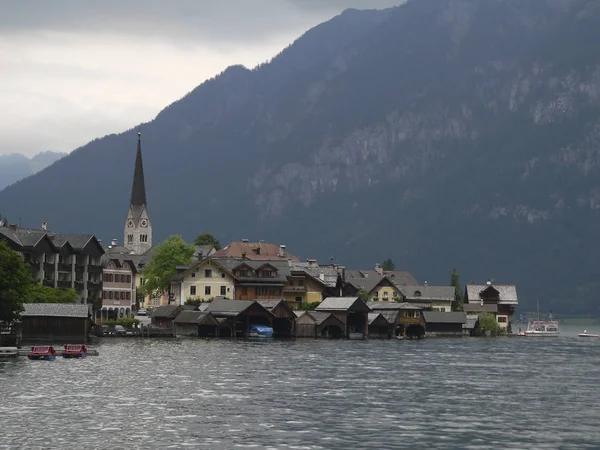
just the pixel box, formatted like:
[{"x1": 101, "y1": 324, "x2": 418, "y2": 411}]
[{"x1": 130, "y1": 131, "x2": 147, "y2": 207}]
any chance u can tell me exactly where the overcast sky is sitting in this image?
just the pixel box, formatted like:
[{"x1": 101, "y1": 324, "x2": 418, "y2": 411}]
[{"x1": 1, "y1": 0, "x2": 400, "y2": 157}]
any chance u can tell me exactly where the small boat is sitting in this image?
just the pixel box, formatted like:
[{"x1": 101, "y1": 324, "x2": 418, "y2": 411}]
[
  {"x1": 27, "y1": 346, "x2": 56, "y2": 360},
  {"x1": 524, "y1": 299, "x2": 559, "y2": 336},
  {"x1": 578, "y1": 330, "x2": 600, "y2": 338},
  {"x1": 0, "y1": 347, "x2": 18, "y2": 358},
  {"x1": 62, "y1": 344, "x2": 87, "y2": 358},
  {"x1": 248, "y1": 324, "x2": 274, "y2": 338}
]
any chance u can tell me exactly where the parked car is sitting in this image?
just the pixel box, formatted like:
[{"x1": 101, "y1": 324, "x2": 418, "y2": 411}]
[{"x1": 136, "y1": 308, "x2": 147, "y2": 316}]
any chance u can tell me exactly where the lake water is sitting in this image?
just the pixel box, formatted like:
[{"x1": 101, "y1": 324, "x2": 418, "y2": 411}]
[{"x1": 1, "y1": 326, "x2": 600, "y2": 449}]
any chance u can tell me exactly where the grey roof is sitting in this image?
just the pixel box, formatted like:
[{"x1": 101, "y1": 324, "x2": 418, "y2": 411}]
[
  {"x1": 344, "y1": 269, "x2": 417, "y2": 286},
  {"x1": 257, "y1": 300, "x2": 284, "y2": 311},
  {"x1": 346, "y1": 275, "x2": 398, "y2": 294},
  {"x1": 0, "y1": 226, "x2": 102, "y2": 254},
  {"x1": 293, "y1": 310, "x2": 305, "y2": 318},
  {"x1": 463, "y1": 314, "x2": 480, "y2": 330},
  {"x1": 368, "y1": 312, "x2": 386, "y2": 325},
  {"x1": 380, "y1": 311, "x2": 400, "y2": 324},
  {"x1": 463, "y1": 303, "x2": 498, "y2": 313},
  {"x1": 316, "y1": 297, "x2": 369, "y2": 312},
  {"x1": 399, "y1": 285, "x2": 455, "y2": 302},
  {"x1": 466, "y1": 284, "x2": 518, "y2": 305},
  {"x1": 53, "y1": 234, "x2": 96, "y2": 250},
  {"x1": 367, "y1": 301, "x2": 421, "y2": 311},
  {"x1": 290, "y1": 263, "x2": 340, "y2": 288},
  {"x1": 194, "y1": 245, "x2": 216, "y2": 259},
  {"x1": 422, "y1": 311, "x2": 466, "y2": 324},
  {"x1": 218, "y1": 259, "x2": 291, "y2": 283},
  {"x1": 173, "y1": 311, "x2": 214, "y2": 325},
  {"x1": 206, "y1": 298, "x2": 254, "y2": 315},
  {"x1": 22, "y1": 303, "x2": 91, "y2": 318},
  {"x1": 308, "y1": 311, "x2": 341, "y2": 326},
  {"x1": 151, "y1": 305, "x2": 181, "y2": 319}
]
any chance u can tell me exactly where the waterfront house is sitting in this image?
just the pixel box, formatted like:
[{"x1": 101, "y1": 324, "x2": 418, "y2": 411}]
[
  {"x1": 0, "y1": 223, "x2": 104, "y2": 304},
  {"x1": 151, "y1": 304, "x2": 182, "y2": 328},
  {"x1": 315, "y1": 297, "x2": 371, "y2": 339},
  {"x1": 20, "y1": 303, "x2": 93, "y2": 344},
  {"x1": 285, "y1": 260, "x2": 354, "y2": 307},
  {"x1": 214, "y1": 259, "x2": 291, "y2": 301},
  {"x1": 212, "y1": 240, "x2": 300, "y2": 262},
  {"x1": 257, "y1": 300, "x2": 296, "y2": 337},
  {"x1": 100, "y1": 248, "x2": 137, "y2": 322},
  {"x1": 399, "y1": 285, "x2": 455, "y2": 311},
  {"x1": 422, "y1": 311, "x2": 466, "y2": 337},
  {"x1": 173, "y1": 310, "x2": 219, "y2": 337},
  {"x1": 347, "y1": 274, "x2": 403, "y2": 302},
  {"x1": 169, "y1": 257, "x2": 237, "y2": 305},
  {"x1": 464, "y1": 281, "x2": 518, "y2": 330},
  {"x1": 205, "y1": 298, "x2": 274, "y2": 338},
  {"x1": 367, "y1": 301, "x2": 424, "y2": 337}
]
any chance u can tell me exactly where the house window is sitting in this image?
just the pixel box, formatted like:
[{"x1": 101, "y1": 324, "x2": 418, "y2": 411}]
[
  {"x1": 140, "y1": 278, "x2": 146, "y2": 285},
  {"x1": 220, "y1": 286, "x2": 226, "y2": 296},
  {"x1": 298, "y1": 279, "x2": 304, "y2": 286},
  {"x1": 242, "y1": 288, "x2": 248, "y2": 295},
  {"x1": 205, "y1": 269, "x2": 212, "y2": 278},
  {"x1": 108, "y1": 291, "x2": 113, "y2": 300},
  {"x1": 108, "y1": 274, "x2": 113, "y2": 282},
  {"x1": 260, "y1": 270, "x2": 274, "y2": 277},
  {"x1": 237, "y1": 270, "x2": 249, "y2": 277},
  {"x1": 121, "y1": 274, "x2": 126, "y2": 283},
  {"x1": 126, "y1": 275, "x2": 131, "y2": 283},
  {"x1": 497, "y1": 316, "x2": 507, "y2": 323},
  {"x1": 295, "y1": 296, "x2": 302, "y2": 303},
  {"x1": 126, "y1": 292, "x2": 131, "y2": 300},
  {"x1": 383, "y1": 291, "x2": 389, "y2": 299},
  {"x1": 205, "y1": 286, "x2": 211, "y2": 295},
  {"x1": 103, "y1": 291, "x2": 107, "y2": 299},
  {"x1": 121, "y1": 291, "x2": 126, "y2": 300},
  {"x1": 190, "y1": 286, "x2": 196, "y2": 296},
  {"x1": 256, "y1": 287, "x2": 268, "y2": 295},
  {"x1": 140, "y1": 235, "x2": 148, "y2": 243},
  {"x1": 153, "y1": 297, "x2": 160, "y2": 307},
  {"x1": 191, "y1": 272, "x2": 196, "y2": 278}
]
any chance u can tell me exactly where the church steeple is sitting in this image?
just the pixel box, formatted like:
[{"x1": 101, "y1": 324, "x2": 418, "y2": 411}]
[
  {"x1": 124, "y1": 130, "x2": 152, "y2": 254},
  {"x1": 130, "y1": 131, "x2": 147, "y2": 207}
]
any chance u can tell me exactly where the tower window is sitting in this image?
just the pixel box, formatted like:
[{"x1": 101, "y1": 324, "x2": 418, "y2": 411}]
[
  {"x1": 127, "y1": 234, "x2": 133, "y2": 244},
  {"x1": 140, "y1": 235, "x2": 148, "y2": 243}
]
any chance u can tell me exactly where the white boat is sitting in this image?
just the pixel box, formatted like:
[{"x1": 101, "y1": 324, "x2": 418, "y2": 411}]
[
  {"x1": 524, "y1": 299, "x2": 559, "y2": 336},
  {"x1": 0, "y1": 347, "x2": 19, "y2": 358},
  {"x1": 578, "y1": 330, "x2": 600, "y2": 338}
]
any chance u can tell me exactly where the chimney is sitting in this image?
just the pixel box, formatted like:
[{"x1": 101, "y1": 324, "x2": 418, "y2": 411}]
[
  {"x1": 337, "y1": 265, "x2": 346, "y2": 281},
  {"x1": 424, "y1": 281, "x2": 428, "y2": 286},
  {"x1": 197, "y1": 251, "x2": 203, "y2": 261},
  {"x1": 111, "y1": 238, "x2": 118, "y2": 247},
  {"x1": 241, "y1": 238, "x2": 249, "y2": 243},
  {"x1": 242, "y1": 251, "x2": 247, "y2": 260},
  {"x1": 319, "y1": 273, "x2": 325, "y2": 281},
  {"x1": 375, "y1": 263, "x2": 383, "y2": 275},
  {"x1": 279, "y1": 244, "x2": 286, "y2": 258},
  {"x1": 307, "y1": 258, "x2": 317, "y2": 268},
  {"x1": 41, "y1": 220, "x2": 47, "y2": 231},
  {"x1": 487, "y1": 279, "x2": 492, "y2": 285}
]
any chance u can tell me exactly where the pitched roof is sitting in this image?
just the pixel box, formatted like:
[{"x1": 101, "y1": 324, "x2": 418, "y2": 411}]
[
  {"x1": 213, "y1": 258, "x2": 291, "y2": 283},
  {"x1": 368, "y1": 312, "x2": 387, "y2": 325},
  {"x1": 380, "y1": 311, "x2": 400, "y2": 324},
  {"x1": 307, "y1": 311, "x2": 343, "y2": 326},
  {"x1": 170, "y1": 257, "x2": 237, "y2": 282},
  {"x1": 206, "y1": 298, "x2": 254, "y2": 316},
  {"x1": 53, "y1": 234, "x2": 96, "y2": 251},
  {"x1": 463, "y1": 314, "x2": 480, "y2": 330},
  {"x1": 213, "y1": 241, "x2": 300, "y2": 261},
  {"x1": 367, "y1": 301, "x2": 421, "y2": 310},
  {"x1": 344, "y1": 269, "x2": 417, "y2": 286},
  {"x1": 151, "y1": 304, "x2": 181, "y2": 319},
  {"x1": 22, "y1": 303, "x2": 91, "y2": 318},
  {"x1": 130, "y1": 132, "x2": 147, "y2": 207},
  {"x1": 465, "y1": 284, "x2": 518, "y2": 305},
  {"x1": 172, "y1": 311, "x2": 216, "y2": 325},
  {"x1": 346, "y1": 274, "x2": 399, "y2": 294},
  {"x1": 316, "y1": 297, "x2": 370, "y2": 312},
  {"x1": 399, "y1": 285, "x2": 455, "y2": 302},
  {"x1": 290, "y1": 263, "x2": 340, "y2": 288},
  {"x1": 422, "y1": 311, "x2": 466, "y2": 324},
  {"x1": 256, "y1": 300, "x2": 284, "y2": 311}
]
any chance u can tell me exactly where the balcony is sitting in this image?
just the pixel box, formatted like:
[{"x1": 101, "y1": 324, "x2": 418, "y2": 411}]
[
  {"x1": 88, "y1": 266, "x2": 103, "y2": 274},
  {"x1": 57, "y1": 280, "x2": 73, "y2": 289},
  {"x1": 58, "y1": 263, "x2": 73, "y2": 272},
  {"x1": 44, "y1": 262, "x2": 55, "y2": 273},
  {"x1": 283, "y1": 285, "x2": 307, "y2": 293}
]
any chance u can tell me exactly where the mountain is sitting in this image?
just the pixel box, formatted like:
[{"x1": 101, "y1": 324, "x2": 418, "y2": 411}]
[
  {"x1": 1, "y1": 0, "x2": 600, "y2": 314},
  {"x1": 0, "y1": 151, "x2": 67, "y2": 191}
]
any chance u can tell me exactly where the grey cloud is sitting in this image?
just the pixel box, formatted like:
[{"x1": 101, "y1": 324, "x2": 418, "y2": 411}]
[{"x1": 0, "y1": 0, "x2": 401, "y2": 42}]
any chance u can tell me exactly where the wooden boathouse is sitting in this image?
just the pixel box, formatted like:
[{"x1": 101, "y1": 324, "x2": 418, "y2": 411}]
[
  {"x1": 316, "y1": 297, "x2": 371, "y2": 339},
  {"x1": 20, "y1": 303, "x2": 93, "y2": 344},
  {"x1": 206, "y1": 298, "x2": 274, "y2": 338}
]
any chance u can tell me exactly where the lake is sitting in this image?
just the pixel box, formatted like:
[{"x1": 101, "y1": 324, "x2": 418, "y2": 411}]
[{"x1": 1, "y1": 328, "x2": 600, "y2": 449}]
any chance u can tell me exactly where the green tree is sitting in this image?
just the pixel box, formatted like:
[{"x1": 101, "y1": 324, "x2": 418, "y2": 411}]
[
  {"x1": 476, "y1": 313, "x2": 499, "y2": 336},
  {"x1": 299, "y1": 301, "x2": 321, "y2": 311},
  {"x1": 381, "y1": 258, "x2": 396, "y2": 271},
  {"x1": 141, "y1": 235, "x2": 195, "y2": 298},
  {"x1": 193, "y1": 232, "x2": 221, "y2": 250},
  {"x1": 26, "y1": 284, "x2": 78, "y2": 304},
  {"x1": 357, "y1": 289, "x2": 371, "y2": 303},
  {"x1": 0, "y1": 240, "x2": 31, "y2": 322},
  {"x1": 450, "y1": 268, "x2": 464, "y2": 311}
]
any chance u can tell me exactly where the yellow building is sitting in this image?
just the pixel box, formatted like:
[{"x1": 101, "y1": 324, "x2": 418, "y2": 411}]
[
  {"x1": 169, "y1": 258, "x2": 236, "y2": 305},
  {"x1": 399, "y1": 285, "x2": 454, "y2": 312},
  {"x1": 284, "y1": 261, "x2": 344, "y2": 308}
]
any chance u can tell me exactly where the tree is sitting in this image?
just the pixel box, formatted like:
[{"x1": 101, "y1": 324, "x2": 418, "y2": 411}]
[
  {"x1": 141, "y1": 235, "x2": 195, "y2": 298},
  {"x1": 357, "y1": 289, "x2": 371, "y2": 303},
  {"x1": 26, "y1": 284, "x2": 78, "y2": 304},
  {"x1": 450, "y1": 268, "x2": 464, "y2": 311},
  {"x1": 0, "y1": 241, "x2": 31, "y2": 322},
  {"x1": 476, "y1": 313, "x2": 499, "y2": 336},
  {"x1": 381, "y1": 258, "x2": 396, "y2": 271},
  {"x1": 194, "y1": 232, "x2": 221, "y2": 250}
]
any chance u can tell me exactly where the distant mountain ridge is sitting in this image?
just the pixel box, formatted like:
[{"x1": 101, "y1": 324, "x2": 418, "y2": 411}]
[
  {"x1": 1, "y1": 0, "x2": 600, "y2": 314},
  {"x1": 0, "y1": 151, "x2": 66, "y2": 190}
]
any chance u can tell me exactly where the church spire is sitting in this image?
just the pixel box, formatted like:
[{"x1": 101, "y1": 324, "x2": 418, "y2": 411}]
[{"x1": 130, "y1": 130, "x2": 147, "y2": 206}]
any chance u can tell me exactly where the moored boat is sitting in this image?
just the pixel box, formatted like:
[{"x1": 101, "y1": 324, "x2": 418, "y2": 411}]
[
  {"x1": 27, "y1": 346, "x2": 56, "y2": 360},
  {"x1": 62, "y1": 344, "x2": 87, "y2": 358},
  {"x1": 0, "y1": 347, "x2": 18, "y2": 358},
  {"x1": 578, "y1": 330, "x2": 600, "y2": 338},
  {"x1": 248, "y1": 324, "x2": 274, "y2": 338},
  {"x1": 524, "y1": 320, "x2": 560, "y2": 336}
]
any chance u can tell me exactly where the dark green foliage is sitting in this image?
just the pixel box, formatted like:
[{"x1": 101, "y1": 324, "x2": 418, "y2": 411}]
[
  {"x1": 104, "y1": 317, "x2": 139, "y2": 328},
  {"x1": 26, "y1": 285, "x2": 78, "y2": 304},
  {"x1": 450, "y1": 268, "x2": 464, "y2": 312},
  {"x1": 193, "y1": 233, "x2": 221, "y2": 250},
  {"x1": 382, "y1": 259, "x2": 396, "y2": 271},
  {"x1": 0, "y1": 241, "x2": 30, "y2": 322},
  {"x1": 299, "y1": 301, "x2": 321, "y2": 311},
  {"x1": 357, "y1": 290, "x2": 371, "y2": 303},
  {"x1": 1, "y1": 0, "x2": 600, "y2": 315},
  {"x1": 475, "y1": 313, "x2": 500, "y2": 336},
  {"x1": 184, "y1": 297, "x2": 214, "y2": 306}
]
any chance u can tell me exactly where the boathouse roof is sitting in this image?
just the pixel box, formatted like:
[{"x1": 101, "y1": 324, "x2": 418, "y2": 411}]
[
  {"x1": 22, "y1": 303, "x2": 91, "y2": 318},
  {"x1": 316, "y1": 297, "x2": 370, "y2": 312}
]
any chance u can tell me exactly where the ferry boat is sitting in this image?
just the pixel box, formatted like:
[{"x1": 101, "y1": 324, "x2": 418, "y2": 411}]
[
  {"x1": 62, "y1": 344, "x2": 87, "y2": 358},
  {"x1": 27, "y1": 346, "x2": 57, "y2": 360},
  {"x1": 524, "y1": 299, "x2": 559, "y2": 336}
]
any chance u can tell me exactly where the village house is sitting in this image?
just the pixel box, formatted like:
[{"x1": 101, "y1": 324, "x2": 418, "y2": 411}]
[
  {"x1": 284, "y1": 259, "x2": 352, "y2": 307},
  {"x1": 99, "y1": 247, "x2": 137, "y2": 322},
  {"x1": 0, "y1": 222, "x2": 104, "y2": 304},
  {"x1": 367, "y1": 301, "x2": 425, "y2": 338},
  {"x1": 213, "y1": 240, "x2": 300, "y2": 261},
  {"x1": 169, "y1": 257, "x2": 237, "y2": 305},
  {"x1": 399, "y1": 285, "x2": 455, "y2": 311},
  {"x1": 345, "y1": 265, "x2": 417, "y2": 300},
  {"x1": 464, "y1": 281, "x2": 518, "y2": 330}
]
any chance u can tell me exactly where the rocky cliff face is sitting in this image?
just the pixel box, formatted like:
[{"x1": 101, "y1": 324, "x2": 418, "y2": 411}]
[{"x1": 1, "y1": 0, "x2": 600, "y2": 313}]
